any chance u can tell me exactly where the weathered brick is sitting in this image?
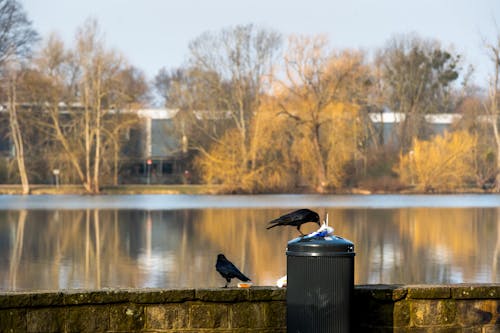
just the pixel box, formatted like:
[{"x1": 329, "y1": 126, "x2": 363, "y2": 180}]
[
  {"x1": 129, "y1": 288, "x2": 195, "y2": 303},
  {"x1": 145, "y1": 304, "x2": 188, "y2": 329},
  {"x1": 453, "y1": 285, "x2": 500, "y2": 299},
  {"x1": 460, "y1": 327, "x2": 486, "y2": 333},
  {"x1": 354, "y1": 327, "x2": 409, "y2": 333},
  {"x1": 356, "y1": 284, "x2": 408, "y2": 301},
  {"x1": 393, "y1": 328, "x2": 428, "y2": 333},
  {"x1": 109, "y1": 303, "x2": 145, "y2": 331},
  {"x1": 264, "y1": 301, "x2": 286, "y2": 328},
  {"x1": 410, "y1": 299, "x2": 457, "y2": 327},
  {"x1": 0, "y1": 293, "x2": 31, "y2": 309},
  {"x1": 457, "y1": 300, "x2": 499, "y2": 327},
  {"x1": 27, "y1": 308, "x2": 65, "y2": 333},
  {"x1": 229, "y1": 302, "x2": 266, "y2": 328},
  {"x1": 195, "y1": 288, "x2": 248, "y2": 302},
  {"x1": 30, "y1": 292, "x2": 64, "y2": 307},
  {"x1": 2, "y1": 286, "x2": 500, "y2": 332},
  {"x1": 65, "y1": 305, "x2": 109, "y2": 333},
  {"x1": 483, "y1": 325, "x2": 500, "y2": 333},
  {"x1": 407, "y1": 285, "x2": 451, "y2": 299},
  {"x1": 0, "y1": 308, "x2": 27, "y2": 332},
  {"x1": 248, "y1": 287, "x2": 286, "y2": 301},
  {"x1": 393, "y1": 300, "x2": 411, "y2": 327},
  {"x1": 64, "y1": 290, "x2": 124, "y2": 305},
  {"x1": 189, "y1": 303, "x2": 228, "y2": 328}
]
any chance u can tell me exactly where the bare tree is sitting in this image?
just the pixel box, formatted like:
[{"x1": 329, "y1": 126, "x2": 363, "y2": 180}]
[
  {"x1": 0, "y1": 0, "x2": 38, "y2": 193},
  {"x1": 23, "y1": 22, "x2": 146, "y2": 192},
  {"x1": 0, "y1": 0, "x2": 38, "y2": 65},
  {"x1": 377, "y1": 34, "x2": 464, "y2": 151},
  {"x1": 4, "y1": 60, "x2": 29, "y2": 193},
  {"x1": 484, "y1": 31, "x2": 500, "y2": 191},
  {"x1": 160, "y1": 24, "x2": 282, "y2": 190},
  {"x1": 72, "y1": 18, "x2": 146, "y2": 192},
  {"x1": 26, "y1": 34, "x2": 89, "y2": 187}
]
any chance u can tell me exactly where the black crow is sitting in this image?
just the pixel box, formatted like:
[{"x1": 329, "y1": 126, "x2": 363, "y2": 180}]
[
  {"x1": 266, "y1": 208, "x2": 321, "y2": 235},
  {"x1": 215, "y1": 254, "x2": 251, "y2": 288}
]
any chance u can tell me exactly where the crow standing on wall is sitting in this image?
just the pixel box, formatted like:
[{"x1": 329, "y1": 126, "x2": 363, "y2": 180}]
[
  {"x1": 215, "y1": 254, "x2": 251, "y2": 288},
  {"x1": 266, "y1": 208, "x2": 321, "y2": 235}
]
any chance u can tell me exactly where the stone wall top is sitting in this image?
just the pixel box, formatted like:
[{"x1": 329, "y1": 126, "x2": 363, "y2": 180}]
[
  {"x1": 1, "y1": 284, "x2": 499, "y2": 309},
  {"x1": 0, "y1": 287, "x2": 286, "y2": 309}
]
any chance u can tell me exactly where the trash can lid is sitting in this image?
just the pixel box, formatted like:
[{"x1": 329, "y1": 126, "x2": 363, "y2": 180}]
[{"x1": 286, "y1": 235, "x2": 355, "y2": 257}]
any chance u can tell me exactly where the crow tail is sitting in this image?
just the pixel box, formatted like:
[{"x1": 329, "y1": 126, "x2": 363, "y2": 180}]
[{"x1": 236, "y1": 272, "x2": 251, "y2": 282}]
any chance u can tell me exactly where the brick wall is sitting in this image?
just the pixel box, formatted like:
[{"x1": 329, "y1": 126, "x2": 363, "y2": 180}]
[
  {"x1": 0, "y1": 287, "x2": 285, "y2": 333},
  {"x1": 0, "y1": 284, "x2": 499, "y2": 332},
  {"x1": 353, "y1": 284, "x2": 500, "y2": 332}
]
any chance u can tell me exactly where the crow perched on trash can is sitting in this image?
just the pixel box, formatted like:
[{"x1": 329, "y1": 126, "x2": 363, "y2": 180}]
[
  {"x1": 266, "y1": 208, "x2": 321, "y2": 235},
  {"x1": 215, "y1": 254, "x2": 251, "y2": 288}
]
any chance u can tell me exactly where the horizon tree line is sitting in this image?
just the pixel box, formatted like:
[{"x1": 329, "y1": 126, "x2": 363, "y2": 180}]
[{"x1": 0, "y1": 0, "x2": 499, "y2": 193}]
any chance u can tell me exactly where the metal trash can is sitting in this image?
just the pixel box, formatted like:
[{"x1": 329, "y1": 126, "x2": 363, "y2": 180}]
[{"x1": 286, "y1": 235, "x2": 355, "y2": 333}]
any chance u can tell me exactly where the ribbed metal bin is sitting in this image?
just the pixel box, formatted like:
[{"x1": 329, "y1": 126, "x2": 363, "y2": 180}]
[{"x1": 286, "y1": 236, "x2": 355, "y2": 333}]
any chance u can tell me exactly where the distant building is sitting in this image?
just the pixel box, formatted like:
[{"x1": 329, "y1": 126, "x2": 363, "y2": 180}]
[
  {"x1": 368, "y1": 111, "x2": 463, "y2": 146},
  {"x1": 124, "y1": 108, "x2": 190, "y2": 184},
  {"x1": 0, "y1": 105, "x2": 476, "y2": 184}
]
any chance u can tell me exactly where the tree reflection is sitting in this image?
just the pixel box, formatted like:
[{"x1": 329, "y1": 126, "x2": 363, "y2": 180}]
[
  {"x1": 8, "y1": 210, "x2": 26, "y2": 289},
  {"x1": 0, "y1": 206, "x2": 498, "y2": 290},
  {"x1": 493, "y1": 208, "x2": 500, "y2": 280}
]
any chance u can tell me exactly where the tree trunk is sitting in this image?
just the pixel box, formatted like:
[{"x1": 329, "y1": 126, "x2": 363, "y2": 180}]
[
  {"x1": 113, "y1": 138, "x2": 119, "y2": 186},
  {"x1": 7, "y1": 76, "x2": 30, "y2": 194},
  {"x1": 312, "y1": 126, "x2": 327, "y2": 193},
  {"x1": 50, "y1": 107, "x2": 91, "y2": 192},
  {"x1": 486, "y1": 36, "x2": 500, "y2": 192},
  {"x1": 92, "y1": 63, "x2": 103, "y2": 194},
  {"x1": 494, "y1": 123, "x2": 500, "y2": 192}
]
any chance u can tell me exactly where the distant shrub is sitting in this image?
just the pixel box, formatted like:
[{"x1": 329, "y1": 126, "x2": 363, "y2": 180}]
[{"x1": 395, "y1": 131, "x2": 476, "y2": 192}]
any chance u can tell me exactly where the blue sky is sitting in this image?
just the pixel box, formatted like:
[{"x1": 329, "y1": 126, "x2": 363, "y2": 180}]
[{"x1": 21, "y1": 0, "x2": 500, "y2": 87}]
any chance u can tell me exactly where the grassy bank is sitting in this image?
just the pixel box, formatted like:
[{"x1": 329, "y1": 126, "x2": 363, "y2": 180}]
[{"x1": 0, "y1": 184, "x2": 221, "y2": 195}]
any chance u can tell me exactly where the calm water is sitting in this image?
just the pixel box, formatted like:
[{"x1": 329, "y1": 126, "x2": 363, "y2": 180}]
[{"x1": 0, "y1": 194, "x2": 499, "y2": 291}]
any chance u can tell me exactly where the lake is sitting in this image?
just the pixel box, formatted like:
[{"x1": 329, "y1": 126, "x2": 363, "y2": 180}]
[{"x1": 0, "y1": 194, "x2": 499, "y2": 291}]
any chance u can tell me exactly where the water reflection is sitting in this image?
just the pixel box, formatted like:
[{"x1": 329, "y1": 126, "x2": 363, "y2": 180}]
[{"x1": 0, "y1": 205, "x2": 499, "y2": 291}]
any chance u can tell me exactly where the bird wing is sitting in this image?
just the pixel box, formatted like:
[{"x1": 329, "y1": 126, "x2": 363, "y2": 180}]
[
  {"x1": 217, "y1": 259, "x2": 250, "y2": 281},
  {"x1": 268, "y1": 210, "x2": 302, "y2": 225}
]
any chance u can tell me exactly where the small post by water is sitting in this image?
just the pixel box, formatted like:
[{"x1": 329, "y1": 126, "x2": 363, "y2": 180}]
[{"x1": 52, "y1": 169, "x2": 60, "y2": 188}]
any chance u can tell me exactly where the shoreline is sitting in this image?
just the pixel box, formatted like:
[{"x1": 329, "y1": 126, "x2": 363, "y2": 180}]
[{"x1": 0, "y1": 184, "x2": 493, "y2": 195}]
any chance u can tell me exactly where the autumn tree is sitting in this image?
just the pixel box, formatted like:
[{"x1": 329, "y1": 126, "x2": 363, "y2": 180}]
[
  {"x1": 377, "y1": 34, "x2": 465, "y2": 151},
  {"x1": 483, "y1": 31, "x2": 500, "y2": 191},
  {"x1": 454, "y1": 96, "x2": 497, "y2": 189},
  {"x1": 196, "y1": 97, "x2": 297, "y2": 192},
  {"x1": 395, "y1": 131, "x2": 476, "y2": 191},
  {"x1": 0, "y1": 0, "x2": 38, "y2": 194},
  {"x1": 274, "y1": 35, "x2": 371, "y2": 192}
]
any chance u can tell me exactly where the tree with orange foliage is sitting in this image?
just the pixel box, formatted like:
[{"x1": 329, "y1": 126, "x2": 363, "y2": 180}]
[
  {"x1": 196, "y1": 96, "x2": 297, "y2": 193},
  {"x1": 274, "y1": 35, "x2": 371, "y2": 192},
  {"x1": 396, "y1": 131, "x2": 476, "y2": 192}
]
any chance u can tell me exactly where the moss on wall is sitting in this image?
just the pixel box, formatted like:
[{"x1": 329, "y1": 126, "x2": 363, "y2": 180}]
[{"x1": 0, "y1": 284, "x2": 499, "y2": 332}]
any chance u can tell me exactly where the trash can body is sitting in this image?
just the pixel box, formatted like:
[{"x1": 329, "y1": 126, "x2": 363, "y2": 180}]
[{"x1": 286, "y1": 236, "x2": 355, "y2": 333}]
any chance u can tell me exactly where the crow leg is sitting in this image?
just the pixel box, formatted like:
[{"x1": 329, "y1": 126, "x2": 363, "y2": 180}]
[{"x1": 297, "y1": 225, "x2": 305, "y2": 236}]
